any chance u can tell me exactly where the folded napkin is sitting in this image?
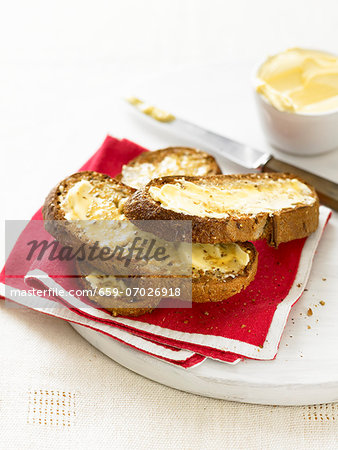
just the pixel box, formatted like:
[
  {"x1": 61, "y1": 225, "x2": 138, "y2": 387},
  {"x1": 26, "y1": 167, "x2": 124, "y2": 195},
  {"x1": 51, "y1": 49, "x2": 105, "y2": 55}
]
[
  {"x1": 3, "y1": 290, "x2": 205, "y2": 368},
  {"x1": 1, "y1": 136, "x2": 331, "y2": 367},
  {"x1": 1, "y1": 137, "x2": 207, "y2": 368}
]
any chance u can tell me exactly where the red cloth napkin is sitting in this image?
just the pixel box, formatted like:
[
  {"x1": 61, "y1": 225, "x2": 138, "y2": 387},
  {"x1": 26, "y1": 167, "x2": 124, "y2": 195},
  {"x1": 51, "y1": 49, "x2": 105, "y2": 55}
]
[
  {"x1": 1, "y1": 136, "x2": 331, "y2": 365},
  {"x1": 1, "y1": 136, "x2": 209, "y2": 367}
]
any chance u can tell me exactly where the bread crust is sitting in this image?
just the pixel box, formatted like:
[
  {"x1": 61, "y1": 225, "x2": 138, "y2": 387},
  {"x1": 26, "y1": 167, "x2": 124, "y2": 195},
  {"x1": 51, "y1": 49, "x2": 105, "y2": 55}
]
[
  {"x1": 124, "y1": 173, "x2": 319, "y2": 246},
  {"x1": 115, "y1": 147, "x2": 222, "y2": 188}
]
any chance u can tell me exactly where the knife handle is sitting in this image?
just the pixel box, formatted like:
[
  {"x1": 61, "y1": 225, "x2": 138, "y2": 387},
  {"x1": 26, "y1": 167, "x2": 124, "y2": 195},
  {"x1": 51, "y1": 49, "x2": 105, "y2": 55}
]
[{"x1": 262, "y1": 156, "x2": 338, "y2": 211}]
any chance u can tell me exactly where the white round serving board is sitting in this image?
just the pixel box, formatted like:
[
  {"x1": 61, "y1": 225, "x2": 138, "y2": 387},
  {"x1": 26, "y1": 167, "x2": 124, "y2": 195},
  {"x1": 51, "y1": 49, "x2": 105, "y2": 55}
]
[
  {"x1": 71, "y1": 62, "x2": 338, "y2": 406},
  {"x1": 70, "y1": 203, "x2": 338, "y2": 407}
]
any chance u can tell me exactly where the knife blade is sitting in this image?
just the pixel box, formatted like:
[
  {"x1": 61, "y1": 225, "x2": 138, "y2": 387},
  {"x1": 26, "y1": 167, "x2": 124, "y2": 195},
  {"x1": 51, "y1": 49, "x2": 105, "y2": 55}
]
[{"x1": 126, "y1": 97, "x2": 338, "y2": 210}]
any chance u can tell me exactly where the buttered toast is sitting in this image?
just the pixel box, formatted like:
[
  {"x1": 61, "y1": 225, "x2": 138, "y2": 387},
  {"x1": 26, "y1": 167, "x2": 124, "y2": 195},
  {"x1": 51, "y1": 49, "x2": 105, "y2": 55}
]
[
  {"x1": 116, "y1": 147, "x2": 221, "y2": 189},
  {"x1": 42, "y1": 171, "x2": 136, "y2": 274},
  {"x1": 43, "y1": 171, "x2": 134, "y2": 223},
  {"x1": 124, "y1": 173, "x2": 319, "y2": 246},
  {"x1": 76, "y1": 242, "x2": 258, "y2": 310},
  {"x1": 76, "y1": 260, "x2": 161, "y2": 317},
  {"x1": 190, "y1": 241, "x2": 257, "y2": 303},
  {"x1": 42, "y1": 171, "x2": 258, "y2": 305}
]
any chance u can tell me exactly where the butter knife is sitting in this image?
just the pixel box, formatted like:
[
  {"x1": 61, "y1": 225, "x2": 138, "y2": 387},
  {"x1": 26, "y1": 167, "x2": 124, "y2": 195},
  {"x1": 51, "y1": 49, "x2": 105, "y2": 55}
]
[{"x1": 126, "y1": 97, "x2": 338, "y2": 211}]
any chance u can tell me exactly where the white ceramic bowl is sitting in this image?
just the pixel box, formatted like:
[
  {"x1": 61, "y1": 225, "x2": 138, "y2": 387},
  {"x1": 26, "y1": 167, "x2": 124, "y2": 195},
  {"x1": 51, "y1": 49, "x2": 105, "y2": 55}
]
[{"x1": 253, "y1": 59, "x2": 338, "y2": 156}]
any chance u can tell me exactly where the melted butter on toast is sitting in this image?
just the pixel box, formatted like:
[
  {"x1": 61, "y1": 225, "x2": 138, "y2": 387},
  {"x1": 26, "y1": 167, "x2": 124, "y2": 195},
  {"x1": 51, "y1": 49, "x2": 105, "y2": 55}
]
[
  {"x1": 149, "y1": 178, "x2": 315, "y2": 218},
  {"x1": 86, "y1": 272, "x2": 126, "y2": 296},
  {"x1": 85, "y1": 241, "x2": 250, "y2": 280},
  {"x1": 60, "y1": 180, "x2": 127, "y2": 221},
  {"x1": 191, "y1": 243, "x2": 249, "y2": 274},
  {"x1": 121, "y1": 154, "x2": 214, "y2": 190},
  {"x1": 60, "y1": 180, "x2": 252, "y2": 277}
]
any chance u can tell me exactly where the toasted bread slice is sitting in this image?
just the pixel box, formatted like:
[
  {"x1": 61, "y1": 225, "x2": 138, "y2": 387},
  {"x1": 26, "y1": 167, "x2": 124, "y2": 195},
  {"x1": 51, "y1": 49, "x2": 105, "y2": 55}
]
[
  {"x1": 76, "y1": 242, "x2": 258, "y2": 307},
  {"x1": 42, "y1": 170, "x2": 196, "y2": 277},
  {"x1": 42, "y1": 171, "x2": 136, "y2": 274},
  {"x1": 76, "y1": 260, "x2": 161, "y2": 317},
  {"x1": 43, "y1": 171, "x2": 134, "y2": 224},
  {"x1": 116, "y1": 147, "x2": 221, "y2": 189},
  {"x1": 43, "y1": 171, "x2": 258, "y2": 303},
  {"x1": 191, "y1": 241, "x2": 257, "y2": 302},
  {"x1": 124, "y1": 173, "x2": 319, "y2": 246}
]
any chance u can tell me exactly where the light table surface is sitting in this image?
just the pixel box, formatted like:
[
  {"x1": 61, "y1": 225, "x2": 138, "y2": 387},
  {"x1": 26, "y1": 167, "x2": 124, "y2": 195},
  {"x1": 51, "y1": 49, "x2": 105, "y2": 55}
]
[{"x1": 1, "y1": 1, "x2": 338, "y2": 448}]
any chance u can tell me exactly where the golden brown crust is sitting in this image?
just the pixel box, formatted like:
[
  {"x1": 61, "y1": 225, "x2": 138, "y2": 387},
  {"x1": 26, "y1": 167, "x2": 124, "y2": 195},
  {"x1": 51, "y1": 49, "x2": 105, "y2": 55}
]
[
  {"x1": 124, "y1": 173, "x2": 319, "y2": 246},
  {"x1": 115, "y1": 147, "x2": 222, "y2": 188}
]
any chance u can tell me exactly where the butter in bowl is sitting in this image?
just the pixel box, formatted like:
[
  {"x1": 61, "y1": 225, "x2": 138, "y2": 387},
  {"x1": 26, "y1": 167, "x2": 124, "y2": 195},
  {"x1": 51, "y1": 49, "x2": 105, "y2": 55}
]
[{"x1": 253, "y1": 48, "x2": 338, "y2": 155}]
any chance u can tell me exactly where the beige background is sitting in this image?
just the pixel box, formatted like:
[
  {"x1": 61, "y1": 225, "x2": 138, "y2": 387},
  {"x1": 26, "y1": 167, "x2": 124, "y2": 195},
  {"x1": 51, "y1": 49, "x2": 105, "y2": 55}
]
[
  {"x1": 1, "y1": 303, "x2": 337, "y2": 449},
  {"x1": 1, "y1": 0, "x2": 338, "y2": 448}
]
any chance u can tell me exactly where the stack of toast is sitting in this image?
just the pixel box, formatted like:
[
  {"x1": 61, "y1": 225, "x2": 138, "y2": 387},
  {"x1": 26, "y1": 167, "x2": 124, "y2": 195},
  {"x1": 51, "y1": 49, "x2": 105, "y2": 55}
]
[{"x1": 42, "y1": 147, "x2": 319, "y2": 317}]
